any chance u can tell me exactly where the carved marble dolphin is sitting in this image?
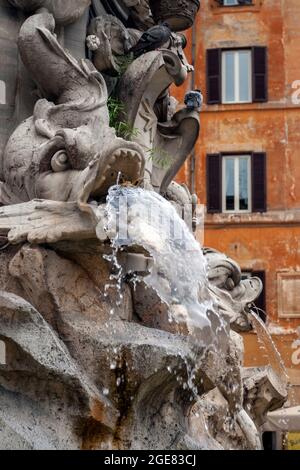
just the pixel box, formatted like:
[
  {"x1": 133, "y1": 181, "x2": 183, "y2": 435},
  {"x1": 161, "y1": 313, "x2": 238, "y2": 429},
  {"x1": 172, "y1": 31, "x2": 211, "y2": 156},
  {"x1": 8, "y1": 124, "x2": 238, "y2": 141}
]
[{"x1": 0, "y1": 10, "x2": 145, "y2": 207}]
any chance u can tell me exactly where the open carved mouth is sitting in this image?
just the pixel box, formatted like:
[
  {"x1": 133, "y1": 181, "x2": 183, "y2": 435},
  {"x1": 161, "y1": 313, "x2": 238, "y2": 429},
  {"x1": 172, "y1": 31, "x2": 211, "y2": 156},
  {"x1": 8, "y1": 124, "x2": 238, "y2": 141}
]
[
  {"x1": 79, "y1": 142, "x2": 145, "y2": 205},
  {"x1": 34, "y1": 134, "x2": 145, "y2": 204}
]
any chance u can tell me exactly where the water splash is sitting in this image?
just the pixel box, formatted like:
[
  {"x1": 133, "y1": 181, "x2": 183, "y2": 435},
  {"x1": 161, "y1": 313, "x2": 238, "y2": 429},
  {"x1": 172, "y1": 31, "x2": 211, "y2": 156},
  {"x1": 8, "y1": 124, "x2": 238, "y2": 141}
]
[{"x1": 103, "y1": 185, "x2": 229, "y2": 352}]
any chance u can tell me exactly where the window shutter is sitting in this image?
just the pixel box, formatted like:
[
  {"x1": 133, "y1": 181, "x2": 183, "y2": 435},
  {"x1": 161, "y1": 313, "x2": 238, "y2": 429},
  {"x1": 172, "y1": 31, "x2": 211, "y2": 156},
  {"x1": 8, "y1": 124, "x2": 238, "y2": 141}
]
[
  {"x1": 207, "y1": 154, "x2": 222, "y2": 213},
  {"x1": 252, "y1": 46, "x2": 268, "y2": 102},
  {"x1": 206, "y1": 49, "x2": 221, "y2": 104},
  {"x1": 252, "y1": 152, "x2": 266, "y2": 212},
  {"x1": 252, "y1": 270, "x2": 266, "y2": 322}
]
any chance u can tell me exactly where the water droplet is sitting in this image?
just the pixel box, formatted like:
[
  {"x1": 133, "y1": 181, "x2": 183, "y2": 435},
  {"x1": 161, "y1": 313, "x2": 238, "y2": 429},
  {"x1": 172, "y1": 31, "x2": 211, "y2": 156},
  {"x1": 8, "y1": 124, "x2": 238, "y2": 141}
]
[{"x1": 116, "y1": 377, "x2": 122, "y2": 387}]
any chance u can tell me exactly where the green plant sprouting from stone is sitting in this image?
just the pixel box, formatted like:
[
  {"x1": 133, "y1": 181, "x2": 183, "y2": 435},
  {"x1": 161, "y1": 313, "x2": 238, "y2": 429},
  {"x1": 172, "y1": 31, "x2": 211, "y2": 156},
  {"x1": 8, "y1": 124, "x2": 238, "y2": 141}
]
[
  {"x1": 147, "y1": 147, "x2": 172, "y2": 170},
  {"x1": 108, "y1": 97, "x2": 139, "y2": 140},
  {"x1": 116, "y1": 54, "x2": 135, "y2": 76}
]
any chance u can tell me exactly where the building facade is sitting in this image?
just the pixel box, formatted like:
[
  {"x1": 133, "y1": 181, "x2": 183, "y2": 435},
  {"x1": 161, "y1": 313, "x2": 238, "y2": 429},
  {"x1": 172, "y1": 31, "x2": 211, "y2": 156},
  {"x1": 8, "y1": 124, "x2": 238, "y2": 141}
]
[{"x1": 175, "y1": 0, "x2": 300, "y2": 404}]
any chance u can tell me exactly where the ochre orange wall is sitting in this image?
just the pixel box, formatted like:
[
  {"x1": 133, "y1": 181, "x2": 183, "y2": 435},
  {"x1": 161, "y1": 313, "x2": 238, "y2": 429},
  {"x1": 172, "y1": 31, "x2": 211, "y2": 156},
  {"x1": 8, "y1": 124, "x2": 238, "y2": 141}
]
[{"x1": 172, "y1": 0, "x2": 300, "y2": 402}]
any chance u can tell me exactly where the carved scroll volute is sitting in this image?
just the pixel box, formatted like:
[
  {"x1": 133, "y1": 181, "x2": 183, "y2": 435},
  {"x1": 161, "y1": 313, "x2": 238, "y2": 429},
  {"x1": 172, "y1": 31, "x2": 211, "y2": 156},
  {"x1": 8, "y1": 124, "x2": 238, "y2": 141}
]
[
  {"x1": 153, "y1": 108, "x2": 200, "y2": 194},
  {"x1": 116, "y1": 49, "x2": 188, "y2": 187}
]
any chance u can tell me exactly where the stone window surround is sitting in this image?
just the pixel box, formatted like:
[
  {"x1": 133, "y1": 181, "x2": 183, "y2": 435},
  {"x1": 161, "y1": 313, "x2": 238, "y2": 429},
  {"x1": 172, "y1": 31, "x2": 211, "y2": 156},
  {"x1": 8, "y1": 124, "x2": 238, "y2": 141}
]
[{"x1": 278, "y1": 271, "x2": 300, "y2": 319}]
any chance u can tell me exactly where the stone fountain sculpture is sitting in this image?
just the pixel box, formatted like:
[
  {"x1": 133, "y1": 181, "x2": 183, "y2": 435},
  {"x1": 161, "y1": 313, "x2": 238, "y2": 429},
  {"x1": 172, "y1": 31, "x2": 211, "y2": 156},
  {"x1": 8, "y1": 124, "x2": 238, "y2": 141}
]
[{"x1": 0, "y1": 0, "x2": 287, "y2": 450}]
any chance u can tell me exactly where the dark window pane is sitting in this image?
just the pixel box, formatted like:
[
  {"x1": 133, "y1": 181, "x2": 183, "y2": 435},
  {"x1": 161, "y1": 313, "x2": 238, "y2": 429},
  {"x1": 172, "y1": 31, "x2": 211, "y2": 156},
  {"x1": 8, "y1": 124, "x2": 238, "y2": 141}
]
[
  {"x1": 252, "y1": 47, "x2": 268, "y2": 102},
  {"x1": 209, "y1": 77, "x2": 221, "y2": 103},
  {"x1": 207, "y1": 49, "x2": 220, "y2": 76},
  {"x1": 262, "y1": 432, "x2": 277, "y2": 450},
  {"x1": 239, "y1": 157, "x2": 249, "y2": 210},
  {"x1": 252, "y1": 152, "x2": 267, "y2": 212},
  {"x1": 207, "y1": 49, "x2": 221, "y2": 104},
  {"x1": 207, "y1": 154, "x2": 222, "y2": 213},
  {"x1": 225, "y1": 158, "x2": 235, "y2": 210}
]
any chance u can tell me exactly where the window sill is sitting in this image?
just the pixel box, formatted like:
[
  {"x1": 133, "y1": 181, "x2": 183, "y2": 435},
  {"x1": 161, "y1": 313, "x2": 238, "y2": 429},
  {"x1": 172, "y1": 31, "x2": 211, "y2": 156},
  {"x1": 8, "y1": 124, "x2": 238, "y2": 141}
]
[
  {"x1": 201, "y1": 101, "x2": 296, "y2": 113},
  {"x1": 205, "y1": 209, "x2": 300, "y2": 227},
  {"x1": 221, "y1": 100, "x2": 252, "y2": 105},
  {"x1": 222, "y1": 210, "x2": 252, "y2": 214}
]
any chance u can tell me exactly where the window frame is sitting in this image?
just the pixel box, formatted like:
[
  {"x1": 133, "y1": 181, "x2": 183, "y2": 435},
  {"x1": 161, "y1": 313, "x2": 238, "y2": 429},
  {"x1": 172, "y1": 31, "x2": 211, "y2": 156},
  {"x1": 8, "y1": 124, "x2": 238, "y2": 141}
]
[
  {"x1": 221, "y1": 49, "x2": 252, "y2": 104},
  {"x1": 206, "y1": 152, "x2": 267, "y2": 214},
  {"x1": 222, "y1": 154, "x2": 252, "y2": 213},
  {"x1": 206, "y1": 46, "x2": 267, "y2": 105}
]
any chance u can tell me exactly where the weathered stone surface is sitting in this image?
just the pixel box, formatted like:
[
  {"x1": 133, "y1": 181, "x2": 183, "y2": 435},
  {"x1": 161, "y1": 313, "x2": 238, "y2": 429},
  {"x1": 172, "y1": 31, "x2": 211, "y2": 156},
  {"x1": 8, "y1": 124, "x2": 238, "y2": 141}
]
[
  {"x1": 3, "y1": 244, "x2": 133, "y2": 326},
  {"x1": 8, "y1": 0, "x2": 91, "y2": 25},
  {"x1": 0, "y1": 290, "x2": 118, "y2": 449},
  {"x1": 0, "y1": 0, "x2": 287, "y2": 451},
  {"x1": 243, "y1": 366, "x2": 288, "y2": 427},
  {"x1": 1, "y1": 9, "x2": 145, "y2": 208},
  {"x1": 193, "y1": 388, "x2": 252, "y2": 450}
]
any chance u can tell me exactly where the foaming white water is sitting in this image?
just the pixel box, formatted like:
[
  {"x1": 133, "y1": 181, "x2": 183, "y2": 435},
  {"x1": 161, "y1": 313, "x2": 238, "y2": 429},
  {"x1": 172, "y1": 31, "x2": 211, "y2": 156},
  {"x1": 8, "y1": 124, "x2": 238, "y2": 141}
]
[{"x1": 103, "y1": 185, "x2": 228, "y2": 350}]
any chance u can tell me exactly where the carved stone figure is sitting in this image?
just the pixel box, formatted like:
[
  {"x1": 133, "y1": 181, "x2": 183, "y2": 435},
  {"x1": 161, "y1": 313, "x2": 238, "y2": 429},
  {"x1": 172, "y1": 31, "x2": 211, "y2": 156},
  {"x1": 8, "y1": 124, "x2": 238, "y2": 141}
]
[
  {"x1": 87, "y1": 14, "x2": 135, "y2": 75},
  {"x1": 149, "y1": 0, "x2": 200, "y2": 31},
  {"x1": 1, "y1": 9, "x2": 145, "y2": 208},
  {"x1": 0, "y1": 0, "x2": 287, "y2": 450}
]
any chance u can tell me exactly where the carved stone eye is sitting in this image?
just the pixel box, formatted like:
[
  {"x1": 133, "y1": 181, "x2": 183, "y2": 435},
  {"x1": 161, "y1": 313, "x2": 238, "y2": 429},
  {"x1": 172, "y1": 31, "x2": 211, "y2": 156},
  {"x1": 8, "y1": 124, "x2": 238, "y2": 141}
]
[{"x1": 51, "y1": 150, "x2": 70, "y2": 172}]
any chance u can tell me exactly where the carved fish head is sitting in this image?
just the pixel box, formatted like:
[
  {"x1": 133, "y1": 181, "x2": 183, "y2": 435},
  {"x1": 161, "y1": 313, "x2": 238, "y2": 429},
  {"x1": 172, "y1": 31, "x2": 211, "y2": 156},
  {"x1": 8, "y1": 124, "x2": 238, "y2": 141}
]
[
  {"x1": 204, "y1": 248, "x2": 263, "y2": 322},
  {"x1": 1, "y1": 99, "x2": 145, "y2": 206}
]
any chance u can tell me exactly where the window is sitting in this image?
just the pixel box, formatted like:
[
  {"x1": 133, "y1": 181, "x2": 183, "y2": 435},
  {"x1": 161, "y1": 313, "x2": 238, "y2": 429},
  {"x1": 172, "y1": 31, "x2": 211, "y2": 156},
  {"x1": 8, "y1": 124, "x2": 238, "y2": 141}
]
[
  {"x1": 0, "y1": 80, "x2": 6, "y2": 105},
  {"x1": 222, "y1": 50, "x2": 252, "y2": 103},
  {"x1": 206, "y1": 152, "x2": 266, "y2": 213},
  {"x1": 222, "y1": 155, "x2": 251, "y2": 212},
  {"x1": 206, "y1": 47, "x2": 268, "y2": 104}
]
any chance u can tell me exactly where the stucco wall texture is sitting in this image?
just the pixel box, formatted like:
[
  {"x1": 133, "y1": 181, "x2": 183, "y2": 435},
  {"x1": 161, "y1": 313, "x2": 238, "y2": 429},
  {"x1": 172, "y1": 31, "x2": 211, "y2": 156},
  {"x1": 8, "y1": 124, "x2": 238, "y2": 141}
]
[{"x1": 173, "y1": 0, "x2": 300, "y2": 403}]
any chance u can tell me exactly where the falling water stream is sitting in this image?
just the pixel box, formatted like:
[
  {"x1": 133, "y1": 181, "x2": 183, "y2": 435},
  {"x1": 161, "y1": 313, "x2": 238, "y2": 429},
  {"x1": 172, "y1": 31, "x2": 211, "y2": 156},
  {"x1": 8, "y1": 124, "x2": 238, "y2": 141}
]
[
  {"x1": 248, "y1": 310, "x2": 288, "y2": 389},
  {"x1": 102, "y1": 185, "x2": 229, "y2": 354},
  {"x1": 98, "y1": 185, "x2": 287, "y2": 444}
]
